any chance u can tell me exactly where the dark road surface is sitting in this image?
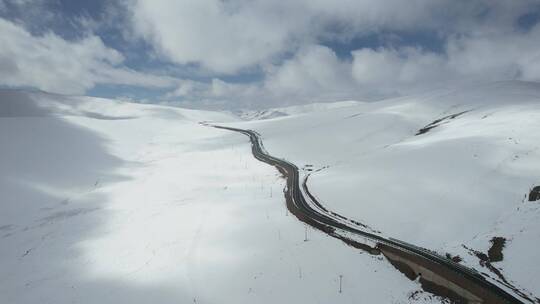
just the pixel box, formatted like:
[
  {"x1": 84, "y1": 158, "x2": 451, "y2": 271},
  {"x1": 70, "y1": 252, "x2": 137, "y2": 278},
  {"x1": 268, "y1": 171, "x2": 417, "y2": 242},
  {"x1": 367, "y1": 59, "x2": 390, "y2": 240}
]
[{"x1": 210, "y1": 124, "x2": 528, "y2": 304}]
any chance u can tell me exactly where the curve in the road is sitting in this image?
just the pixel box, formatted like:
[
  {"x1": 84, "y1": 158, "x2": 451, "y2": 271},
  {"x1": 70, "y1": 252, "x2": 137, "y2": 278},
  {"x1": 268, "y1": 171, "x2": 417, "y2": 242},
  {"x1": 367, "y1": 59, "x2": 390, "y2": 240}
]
[{"x1": 210, "y1": 124, "x2": 528, "y2": 304}]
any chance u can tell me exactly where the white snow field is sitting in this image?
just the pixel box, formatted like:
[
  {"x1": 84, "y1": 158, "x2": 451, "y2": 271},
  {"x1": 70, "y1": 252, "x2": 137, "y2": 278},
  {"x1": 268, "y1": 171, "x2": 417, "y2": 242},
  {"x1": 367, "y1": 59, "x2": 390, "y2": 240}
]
[
  {"x1": 238, "y1": 100, "x2": 362, "y2": 120},
  {"x1": 228, "y1": 81, "x2": 540, "y2": 300},
  {"x1": 0, "y1": 89, "x2": 446, "y2": 304}
]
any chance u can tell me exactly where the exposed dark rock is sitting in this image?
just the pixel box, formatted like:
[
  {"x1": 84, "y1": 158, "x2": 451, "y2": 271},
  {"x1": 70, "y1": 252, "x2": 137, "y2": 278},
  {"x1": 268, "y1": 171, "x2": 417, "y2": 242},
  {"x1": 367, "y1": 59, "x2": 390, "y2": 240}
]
[
  {"x1": 488, "y1": 237, "x2": 506, "y2": 262},
  {"x1": 529, "y1": 186, "x2": 540, "y2": 201},
  {"x1": 416, "y1": 111, "x2": 469, "y2": 136},
  {"x1": 446, "y1": 253, "x2": 463, "y2": 263}
]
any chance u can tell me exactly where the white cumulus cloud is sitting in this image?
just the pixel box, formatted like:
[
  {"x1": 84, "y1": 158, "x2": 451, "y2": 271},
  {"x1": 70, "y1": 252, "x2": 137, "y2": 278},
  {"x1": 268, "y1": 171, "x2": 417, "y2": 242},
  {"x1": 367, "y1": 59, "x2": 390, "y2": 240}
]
[
  {"x1": 0, "y1": 18, "x2": 178, "y2": 95},
  {"x1": 351, "y1": 25, "x2": 540, "y2": 95}
]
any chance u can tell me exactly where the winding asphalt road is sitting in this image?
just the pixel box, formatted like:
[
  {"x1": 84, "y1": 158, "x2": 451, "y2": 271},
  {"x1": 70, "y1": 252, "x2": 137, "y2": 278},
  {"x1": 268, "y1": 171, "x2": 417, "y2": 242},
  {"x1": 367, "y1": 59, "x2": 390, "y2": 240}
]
[{"x1": 210, "y1": 124, "x2": 526, "y2": 304}]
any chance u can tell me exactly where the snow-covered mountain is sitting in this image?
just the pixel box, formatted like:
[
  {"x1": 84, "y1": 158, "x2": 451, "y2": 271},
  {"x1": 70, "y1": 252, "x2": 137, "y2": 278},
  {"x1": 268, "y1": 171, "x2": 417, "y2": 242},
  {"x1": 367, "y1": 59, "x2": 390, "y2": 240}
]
[
  {"x1": 1, "y1": 81, "x2": 540, "y2": 303},
  {"x1": 238, "y1": 100, "x2": 362, "y2": 120},
  {"x1": 228, "y1": 81, "x2": 540, "y2": 300}
]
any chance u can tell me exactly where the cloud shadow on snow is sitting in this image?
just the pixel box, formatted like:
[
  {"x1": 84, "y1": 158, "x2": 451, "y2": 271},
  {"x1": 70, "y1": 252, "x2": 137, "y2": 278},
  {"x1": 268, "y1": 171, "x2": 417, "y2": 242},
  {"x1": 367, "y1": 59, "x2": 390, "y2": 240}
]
[{"x1": 0, "y1": 90, "x2": 200, "y2": 304}]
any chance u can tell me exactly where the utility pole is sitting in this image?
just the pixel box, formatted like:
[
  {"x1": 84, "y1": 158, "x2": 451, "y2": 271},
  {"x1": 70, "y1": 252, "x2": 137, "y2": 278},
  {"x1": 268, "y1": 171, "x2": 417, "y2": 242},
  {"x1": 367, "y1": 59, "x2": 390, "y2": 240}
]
[
  {"x1": 304, "y1": 225, "x2": 308, "y2": 242},
  {"x1": 339, "y1": 275, "x2": 343, "y2": 293}
]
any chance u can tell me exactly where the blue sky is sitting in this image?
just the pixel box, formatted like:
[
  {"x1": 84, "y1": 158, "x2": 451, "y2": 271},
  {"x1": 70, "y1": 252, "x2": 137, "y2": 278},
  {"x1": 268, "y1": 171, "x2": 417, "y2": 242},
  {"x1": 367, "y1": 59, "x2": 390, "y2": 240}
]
[{"x1": 1, "y1": 0, "x2": 540, "y2": 109}]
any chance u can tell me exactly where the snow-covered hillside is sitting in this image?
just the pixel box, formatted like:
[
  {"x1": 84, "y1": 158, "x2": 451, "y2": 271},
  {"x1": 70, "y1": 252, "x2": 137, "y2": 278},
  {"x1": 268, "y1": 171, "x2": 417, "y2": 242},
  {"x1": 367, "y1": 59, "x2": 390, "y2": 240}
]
[
  {"x1": 226, "y1": 81, "x2": 540, "y2": 300},
  {"x1": 0, "y1": 90, "x2": 446, "y2": 303},
  {"x1": 238, "y1": 100, "x2": 362, "y2": 120}
]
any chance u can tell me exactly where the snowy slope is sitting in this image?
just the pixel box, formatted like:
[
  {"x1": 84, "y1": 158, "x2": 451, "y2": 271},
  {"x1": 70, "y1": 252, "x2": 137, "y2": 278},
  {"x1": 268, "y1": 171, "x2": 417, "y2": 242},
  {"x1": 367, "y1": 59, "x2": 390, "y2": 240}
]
[
  {"x1": 228, "y1": 81, "x2": 540, "y2": 300},
  {"x1": 0, "y1": 90, "x2": 444, "y2": 303},
  {"x1": 238, "y1": 100, "x2": 362, "y2": 120}
]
